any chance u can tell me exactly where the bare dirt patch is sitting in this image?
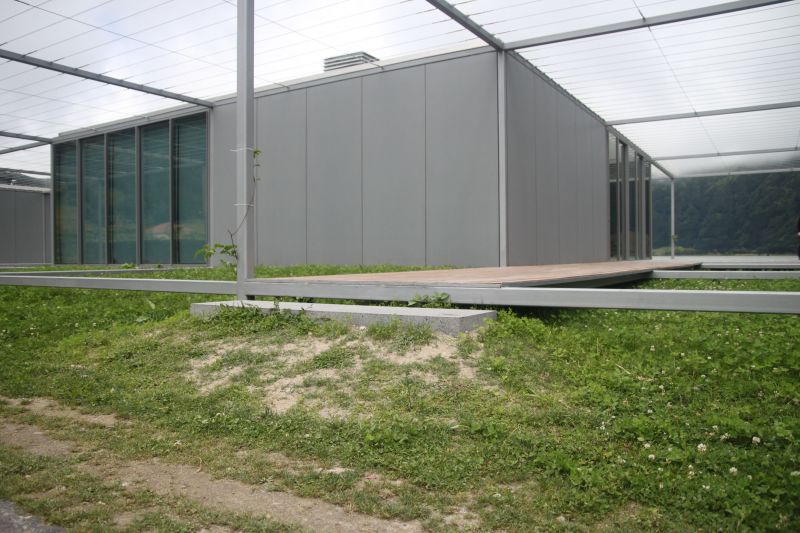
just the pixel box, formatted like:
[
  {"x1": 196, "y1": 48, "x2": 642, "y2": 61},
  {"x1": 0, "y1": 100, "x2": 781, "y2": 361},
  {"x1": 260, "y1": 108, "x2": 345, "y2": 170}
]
[
  {"x1": 263, "y1": 368, "x2": 340, "y2": 414},
  {"x1": 370, "y1": 334, "x2": 478, "y2": 381},
  {"x1": 111, "y1": 506, "x2": 161, "y2": 528},
  {"x1": 1, "y1": 421, "x2": 421, "y2": 533},
  {"x1": 0, "y1": 422, "x2": 76, "y2": 457},
  {"x1": 2, "y1": 397, "x2": 118, "y2": 428}
]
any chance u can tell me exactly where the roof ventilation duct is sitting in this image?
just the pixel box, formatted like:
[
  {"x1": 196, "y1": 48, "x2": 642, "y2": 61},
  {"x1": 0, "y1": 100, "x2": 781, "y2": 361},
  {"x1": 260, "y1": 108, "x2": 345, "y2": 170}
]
[{"x1": 323, "y1": 52, "x2": 379, "y2": 72}]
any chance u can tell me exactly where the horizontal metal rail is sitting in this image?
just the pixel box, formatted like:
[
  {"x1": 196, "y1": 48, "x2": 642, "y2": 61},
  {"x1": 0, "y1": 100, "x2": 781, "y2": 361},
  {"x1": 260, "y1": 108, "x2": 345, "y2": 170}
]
[
  {"x1": 241, "y1": 281, "x2": 799, "y2": 314},
  {"x1": 0, "y1": 268, "x2": 188, "y2": 277},
  {"x1": 0, "y1": 130, "x2": 52, "y2": 143},
  {"x1": 700, "y1": 261, "x2": 800, "y2": 270},
  {"x1": 0, "y1": 276, "x2": 235, "y2": 294},
  {"x1": 0, "y1": 276, "x2": 796, "y2": 314},
  {"x1": 0, "y1": 141, "x2": 49, "y2": 155},
  {"x1": 0, "y1": 48, "x2": 214, "y2": 109},
  {"x1": 607, "y1": 100, "x2": 800, "y2": 126},
  {"x1": 652, "y1": 270, "x2": 800, "y2": 279}
]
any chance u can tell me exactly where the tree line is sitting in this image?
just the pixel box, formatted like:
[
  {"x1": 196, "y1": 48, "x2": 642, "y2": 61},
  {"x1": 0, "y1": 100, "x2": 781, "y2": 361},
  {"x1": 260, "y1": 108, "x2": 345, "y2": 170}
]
[{"x1": 652, "y1": 172, "x2": 800, "y2": 255}]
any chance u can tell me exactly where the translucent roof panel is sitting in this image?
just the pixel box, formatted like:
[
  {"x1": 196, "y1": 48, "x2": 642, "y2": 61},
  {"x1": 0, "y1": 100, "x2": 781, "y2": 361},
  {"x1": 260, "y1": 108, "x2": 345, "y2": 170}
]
[
  {"x1": 448, "y1": 0, "x2": 749, "y2": 44},
  {"x1": 520, "y1": 2, "x2": 800, "y2": 120},
  {"x1": 657, "y1": 150, "x2": 800, "y2": 177},
  {"x1": 512, "y1": 0, "x2": 800, "y2": 177},
  {"x1": 0, "y1": 0, "x2": 482, "y2": 103},
  {"x1": 616, "y1": 108, "x2": 800, "y2": 158},
  {"x1": 0, "y1": 144, "x2": 51, "y2": 174}
]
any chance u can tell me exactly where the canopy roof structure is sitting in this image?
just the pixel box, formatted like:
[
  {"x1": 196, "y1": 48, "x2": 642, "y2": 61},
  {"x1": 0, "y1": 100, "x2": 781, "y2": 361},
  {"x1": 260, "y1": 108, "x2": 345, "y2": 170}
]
[{"x1": 0, "y1": 0, "x2": 798, "y2": 179}]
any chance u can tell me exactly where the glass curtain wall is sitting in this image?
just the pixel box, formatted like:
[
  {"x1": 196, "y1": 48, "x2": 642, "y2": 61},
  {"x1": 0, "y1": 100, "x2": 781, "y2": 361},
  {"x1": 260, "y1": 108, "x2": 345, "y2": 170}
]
[
  {"x1": 627, "y1": 147, "x2": 638, "y2": 259},
  {"x1": 53, "y1": 143, "x2": 78, "y2": 264},
  {"x1": 140, "y1": 123, "x2": 172, "y2": 264},
  {"x1": 108, "y1": 130, "x2": 136, "y2": 264},
  {"x1": 50, "y1": 113, "x2": 207, "y2": 265},
  {"x1": 608, "y1": 134, "x2": 620, "y2": 259},
  {"x1": 609, "y1": 136, "x2": 651, "y2": 260},
  {"x1": 81, "y1": 136, "x2": 106, "y2": 264},
  {"x1": 173, "y1": 114, "x2": 207, "y2": 264}
]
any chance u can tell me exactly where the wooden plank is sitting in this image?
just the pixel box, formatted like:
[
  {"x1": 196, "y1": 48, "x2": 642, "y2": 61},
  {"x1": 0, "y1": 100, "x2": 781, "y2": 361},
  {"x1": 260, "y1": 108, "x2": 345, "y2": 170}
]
[{"x1": 257, "y1": 260, "x2": 699, "y2": 287}]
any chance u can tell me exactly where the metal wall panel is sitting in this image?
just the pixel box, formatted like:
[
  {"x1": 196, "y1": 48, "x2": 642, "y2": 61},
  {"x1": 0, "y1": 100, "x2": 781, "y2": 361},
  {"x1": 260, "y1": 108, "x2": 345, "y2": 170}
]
[
  {"x1": 14, "y1": 190, "x2": 45, "y2": 263},
  {"x1": 425, "y1": 52, "x2": 499, "y2": 266},
  {"x1": 505, "y1": 56, "x2": 537, "y2": 265},
  {"x1": 0, "y1": 188, "x2": 50, "y2": 264},
  {"x1": 256, "y1": 90, "x2": 307, "y2": 265},
  {"x1": 306, "y1": 78, "x2": 363, "y2": 264},
  {"x1": 533, "y1": 75, "x2": 560, "y2": 264},
  {"x1": 507, "y1": 55, "x2": 609, "y2": 265},
  {"x1": 0, "y1": 190, "x2": 15, "y2": 263},
  {"x1": 208, "y1": 103, "x2": 238, "y2": 265},
  {"x1": 362, "y1": 67, "x2": 426, "y2": 265},
  {"x1": 556, "y1": 100, "x2": 578, "y2": 262}
]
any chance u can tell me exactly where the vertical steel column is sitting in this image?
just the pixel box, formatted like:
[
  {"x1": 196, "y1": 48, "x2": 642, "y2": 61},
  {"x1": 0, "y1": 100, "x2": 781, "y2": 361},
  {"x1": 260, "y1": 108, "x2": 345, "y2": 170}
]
[
  {"x1": 497, "y1": 50, "x2": 508, "y2": 267},
  {"x1": 168, "y1": 119, "x2": 175, "y2": 265},
  {"x1": 104, "y1": 133, "x2": 110, "y2": 264},
  {"x1": 670, "y1": 177, "x2": 676, "y2": 259},
  {"x1": 49, "y1": 145, "x2": 56, "y2": 264},
  {"x1": 236, "y1": 0, "x2": 256, "y2": 299}
]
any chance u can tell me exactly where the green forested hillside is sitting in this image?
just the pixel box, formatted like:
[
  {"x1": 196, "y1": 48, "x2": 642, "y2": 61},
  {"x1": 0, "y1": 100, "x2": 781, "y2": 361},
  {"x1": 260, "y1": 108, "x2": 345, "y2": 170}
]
[{"x1": 652, "y1": 172, "x2": 800, "y2": 254}]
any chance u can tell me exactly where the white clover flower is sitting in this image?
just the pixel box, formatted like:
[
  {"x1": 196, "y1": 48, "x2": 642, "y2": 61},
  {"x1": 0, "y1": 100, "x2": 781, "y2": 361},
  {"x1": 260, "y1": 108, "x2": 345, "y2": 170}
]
[
  {"x1": 712, "y1": 425, "x2": 719, "y2": 431},
  {"x1": 720, "y1": 433, "x2": 729, "y2": 441},
  {"x1": 702, "y1": 485, "x2": 710, "y2": 491},
  {"x1": 729, "y1": 467, "x2": 738, "y2": 475},
  {"x1": 752, "y1": 436, "x2": 761, "y2": 445},
  {"x1": 647, "y1": 409, "x2": 653, "y2": 414},
  {"x1": 697, "y1": 443, "x2": 707, "y2": 453},
  {"x1": 648, "y1": 454, "x2": 656, "y2": 461},
  {"x1": 643, "y1": 442, "x2": 651, "y2": 449},
  {"x1": 790, "y1": 471, "x2": 800, "y2": 477},
  {"x1": 650, "y1": 345, "x2": 655, "y2": 352}
]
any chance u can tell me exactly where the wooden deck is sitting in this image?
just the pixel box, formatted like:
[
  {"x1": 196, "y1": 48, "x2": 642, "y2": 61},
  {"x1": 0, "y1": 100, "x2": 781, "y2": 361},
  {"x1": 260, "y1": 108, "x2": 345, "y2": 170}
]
[{"x1": 259, "y1": 260, "x2": 700, "y2": 288}]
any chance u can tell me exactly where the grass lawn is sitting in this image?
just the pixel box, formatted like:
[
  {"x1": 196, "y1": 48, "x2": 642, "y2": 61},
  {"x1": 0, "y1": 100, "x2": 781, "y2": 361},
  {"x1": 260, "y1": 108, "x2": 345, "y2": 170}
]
[{"x1": 0, "y1": 267, "x2": 798, "y2": 531}]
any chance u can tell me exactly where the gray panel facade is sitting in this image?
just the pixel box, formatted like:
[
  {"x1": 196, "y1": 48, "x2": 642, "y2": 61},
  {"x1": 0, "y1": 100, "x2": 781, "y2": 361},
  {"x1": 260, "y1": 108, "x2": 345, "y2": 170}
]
[
  {"x1": 505, "y1": 54, "x2": 610, "y2": 265},
  {"x1": 425, "y1": 52, "x2": 499, "y2": 266},
  {"x1": 0, "y1": 188, "x2": 50, "y2": 264},
  {"x1": 362, "y1": 67, "x2": 427, "y2": 265},
  {"x1": 256, "y1": 90, "x2": 308, "y2": 265},
  {"x1": 209, "y1": 50, "x2": 501, "y2": 268},
  {"x1": 306, "y1": 78, "x2": 363, "y2": 264}
]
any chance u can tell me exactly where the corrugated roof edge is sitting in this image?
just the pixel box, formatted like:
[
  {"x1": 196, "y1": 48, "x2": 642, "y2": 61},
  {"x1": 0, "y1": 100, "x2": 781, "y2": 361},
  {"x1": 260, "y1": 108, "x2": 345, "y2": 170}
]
[{"x1": 54, "y1": 42, "x2": 489, "y2": 143}]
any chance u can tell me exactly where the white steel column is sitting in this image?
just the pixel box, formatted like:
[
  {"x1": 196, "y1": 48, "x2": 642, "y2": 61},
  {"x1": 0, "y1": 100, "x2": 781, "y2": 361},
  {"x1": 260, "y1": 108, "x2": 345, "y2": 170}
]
[
  {"x1": 670, "y1": 177, "x2": 676, "y2": 259},
  {"x1": 236, "y1": 0, "x2": 255, "y2": 299},
  {"x1": 497, "y1": 51, "x2": 508, "y2": 267}
]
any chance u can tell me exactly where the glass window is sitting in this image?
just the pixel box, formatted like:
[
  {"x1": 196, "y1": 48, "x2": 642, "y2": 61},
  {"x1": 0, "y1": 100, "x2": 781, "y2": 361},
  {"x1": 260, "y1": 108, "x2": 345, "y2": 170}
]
[
  {"x1": 140, "y1": 122, "x2": 171, "y2": 264},
  {"x1": 108, "y1": 129, "x2": 136, "y2": 264},
  {"x1": 644, "y1": 162, "x2": 652, "y2": 258},
  {"x1": 53, "y1": 142, "x2": 78, "y2": 264},
  {"x1": 608, "y1": 134, "x2": 619, "y2": 260},
  {"x1": 627, "y1": 147, "x2": 638, "y2": 259},
  {"x1": 173, "y1": 114, "x2": 207, "y2": 264},
  {"x1": 81, "y1": 136, "x2": 106, "y2": 264}
]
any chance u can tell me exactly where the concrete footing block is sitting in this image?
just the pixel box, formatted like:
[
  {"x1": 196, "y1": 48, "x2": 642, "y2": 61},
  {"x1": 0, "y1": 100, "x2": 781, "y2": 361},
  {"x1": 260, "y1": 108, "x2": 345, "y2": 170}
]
[{"x1": 190, "y1": 300, "x2": 495, "y2": 335}]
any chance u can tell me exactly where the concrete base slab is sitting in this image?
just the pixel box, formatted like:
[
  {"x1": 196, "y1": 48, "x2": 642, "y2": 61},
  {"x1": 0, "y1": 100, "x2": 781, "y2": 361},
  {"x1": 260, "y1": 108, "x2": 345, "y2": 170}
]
[{"x1": 190, "y1": 300, "x2": 496, "y2": 335}]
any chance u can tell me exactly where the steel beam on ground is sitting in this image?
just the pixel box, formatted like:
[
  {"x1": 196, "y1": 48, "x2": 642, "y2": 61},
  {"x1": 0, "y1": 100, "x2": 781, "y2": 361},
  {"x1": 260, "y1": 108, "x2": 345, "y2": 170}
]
[
  {"x1": 424, "y1": 0, "x2": 504, "y2": 50},
  {"x1": 0, "y1": 141, "x2": 48, "y2": 155},
  {"x1": 0, "y1": 276, "x2": 235, "y2": 294},
  {"x1": 239, "y1": 281, "x2": 800, "y2": 314},
  {"x1": 236, "y1": 0, "x2": 256, "y2": 300},
  {"x1": 608, "y1": 100, "x2": 800, "y2": 126},
  {"x1": 0, "y1": 131, "x2": 52, "y2": 143},
  {"x1": 505, "y1": 0, "x2": 793, "y2": 50},
  {"x1": 651, "y1": 270, "x2": 800, "y2": 279},
  {"x1": 654, "y1": 147, "x2": 799, "y2": 161},
  {"x1": 0, "y1": 49, "x2": 214, "y2": 109},
  {"x1": 0, "y1": 276, "x2": 796, "y2": 314}
]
